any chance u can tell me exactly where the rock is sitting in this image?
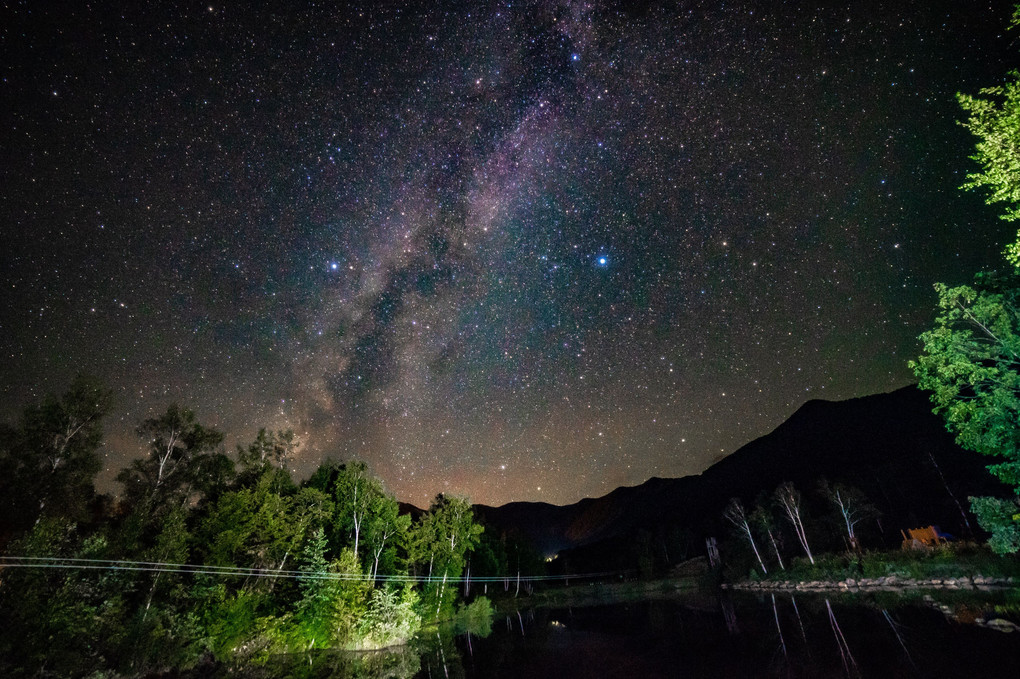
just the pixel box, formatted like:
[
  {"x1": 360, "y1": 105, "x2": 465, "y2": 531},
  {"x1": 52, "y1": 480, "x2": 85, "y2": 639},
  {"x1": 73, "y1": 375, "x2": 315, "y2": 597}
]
[{"x1": 984, "y1": 618, "x2": 1020, "y2": 633}]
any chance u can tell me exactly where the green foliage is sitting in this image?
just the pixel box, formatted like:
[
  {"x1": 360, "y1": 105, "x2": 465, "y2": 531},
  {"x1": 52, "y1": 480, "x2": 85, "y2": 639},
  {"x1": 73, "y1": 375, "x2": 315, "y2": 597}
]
[
  {"x1": 451, "y1": 596, "x2": 494, "y2": 637},
  {"x1": 0, "y1": 519, "x2": 138, "y2": 678},
  {"x1": 0, "y1": 374, "x2": 112, "y2": 535},
  {"x1": 912, "y1": 277, "x2": 1020, "y2": 464},
  {"x1": 306, "y1": 459, "x2": 407, "y2": 575},
  {"x1": 757, "y1": 543, "x2": 1020, "y2": 583},
  {"x1": 916, "y1": 7, "x2": 1020, "y2": 554},
  {"x1": 295, "y1": 527, "x2": 337, "y2": 646},
  {"x1": 117, "y1": 403, "x2": 224, "y2": 512},
  {"x1": 364, "y1": 491, "x2": 411, "y2": 582},
  {"x1": 408, "y1": 494, "x2": 484, "y2": 621},
  {"x1": 970, "y1": 495, "x2": 1020, "y2": 554},
  {"x1": 0, "y1": 388, "x2": 490, "y2": 674},
  {"x1": 358, "y1": 585, "x2": 422, "y2": 648},
  {"x1": 236, "y1": 428, "x2": 296, "y2": 488},
  {"x1": 911, "y1": 274, "x2": 1020, "y2": 550},
  {"x1": 118, "y1": 598, "x2": 205, "y2": 673},
  {"x1": 194, "y1": 585, "x2": 267, "y2": 659},
  {"x1": 294, "y1": 532, "x2": 372, "y2": 649},
  {"x1": 197, "y1": 468, "x2": 326, "y2": 595},
  {"x1": 958, "y1": 72, "x2": 1020, "y2": 265}
]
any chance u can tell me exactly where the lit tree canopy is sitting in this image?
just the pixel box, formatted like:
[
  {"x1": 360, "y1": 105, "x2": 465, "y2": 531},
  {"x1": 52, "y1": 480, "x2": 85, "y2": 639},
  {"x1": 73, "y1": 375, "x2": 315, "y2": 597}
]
[
  {"x1": 911, "y1": 276, "x2": 1020, "y2": 478},
  {"x1": 911, "y1": 274, "x2": 1020, "y2": 552},
  {"x1": 956, "y1": 9, "x2": 1020, "y2": 266}
]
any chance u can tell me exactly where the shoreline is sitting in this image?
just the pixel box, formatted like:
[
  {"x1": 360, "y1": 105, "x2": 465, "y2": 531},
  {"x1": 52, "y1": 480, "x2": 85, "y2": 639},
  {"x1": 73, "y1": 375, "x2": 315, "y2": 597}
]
[{"x1": 722, "y1": 574, "x2": 1017, "y2": 593}]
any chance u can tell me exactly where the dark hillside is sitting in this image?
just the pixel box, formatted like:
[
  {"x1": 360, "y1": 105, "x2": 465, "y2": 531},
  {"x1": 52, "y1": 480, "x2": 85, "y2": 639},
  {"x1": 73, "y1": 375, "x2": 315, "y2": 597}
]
[{"x1": 476, "y1": 386, "x2": 1007, "y2": 570}]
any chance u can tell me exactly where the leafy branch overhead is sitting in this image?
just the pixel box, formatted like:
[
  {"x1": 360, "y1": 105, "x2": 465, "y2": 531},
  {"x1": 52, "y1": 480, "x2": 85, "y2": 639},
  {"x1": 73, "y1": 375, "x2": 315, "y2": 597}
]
[
  {"x1": 914, "y1": 6, "x2": 1020, "y2": 553},
  {"x1": 911, "y1": 278, "x2": 1020, "y2": 476},
  {"x1": 958, "y1": 71, "x2": 1020, "y2": 266}
]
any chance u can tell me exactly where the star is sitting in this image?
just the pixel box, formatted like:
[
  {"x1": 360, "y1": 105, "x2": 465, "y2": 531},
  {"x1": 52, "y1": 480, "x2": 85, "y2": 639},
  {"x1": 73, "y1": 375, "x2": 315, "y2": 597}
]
[{"x1": 1, "y1": 0, "x2": 1011, "y2": 508}]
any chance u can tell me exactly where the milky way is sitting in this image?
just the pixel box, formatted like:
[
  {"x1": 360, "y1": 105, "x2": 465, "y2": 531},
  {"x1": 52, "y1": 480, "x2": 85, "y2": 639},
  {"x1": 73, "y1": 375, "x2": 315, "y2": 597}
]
[{"x1": 2, "y1": 0, "x2": 1017, "y2": 506}]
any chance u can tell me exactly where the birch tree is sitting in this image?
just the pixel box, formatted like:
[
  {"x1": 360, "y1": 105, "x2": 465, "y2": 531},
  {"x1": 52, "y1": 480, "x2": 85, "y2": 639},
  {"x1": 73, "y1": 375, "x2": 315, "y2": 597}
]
[
  {"x1": 750, "y1": 503, "x2": 785, "y2": 571},
  {"x1": 819, "y1": 480, "x2": 877, "y2": 551},
  {"x1": 0, "y1": 375, "x2": 112, "y2": 531},
  {"x1": 117, "y1": 404, "x2": 224, "y2": 509},
  {"x1": 307, "y1": 459, "x2": 385, "y2": 562},
  {"x1": 723, "y1": 497, "x2": 768, "y2": 574},
  {"x1": 774, "y1": 482, "x2": 814, "y2": 564}
]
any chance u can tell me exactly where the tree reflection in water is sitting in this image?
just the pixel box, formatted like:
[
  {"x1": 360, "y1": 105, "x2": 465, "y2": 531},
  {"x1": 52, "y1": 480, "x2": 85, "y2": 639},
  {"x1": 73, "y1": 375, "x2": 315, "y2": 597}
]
[{"x1": 235, "y1": 590, "x2": 1019, "y2": 678}]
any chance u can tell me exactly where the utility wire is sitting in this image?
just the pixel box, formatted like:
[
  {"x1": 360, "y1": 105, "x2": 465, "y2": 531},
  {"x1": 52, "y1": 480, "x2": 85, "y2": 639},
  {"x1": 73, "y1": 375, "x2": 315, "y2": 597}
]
[{"x1": 0, "y1": 555, "x2": 632, "y2": 584}]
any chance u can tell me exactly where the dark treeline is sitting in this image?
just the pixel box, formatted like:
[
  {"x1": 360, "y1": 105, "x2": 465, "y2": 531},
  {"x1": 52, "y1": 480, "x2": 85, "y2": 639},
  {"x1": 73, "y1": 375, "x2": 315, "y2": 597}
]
[{"x1": 0, "y1": 376, "x2": 533, "y2": 677}]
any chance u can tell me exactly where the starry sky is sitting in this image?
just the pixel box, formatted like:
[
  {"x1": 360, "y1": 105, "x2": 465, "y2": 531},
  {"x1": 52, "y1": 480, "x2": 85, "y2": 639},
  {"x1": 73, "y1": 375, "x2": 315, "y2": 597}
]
[{"x1": 2, "y1": 0, "x2": 1017, "y2": 507}]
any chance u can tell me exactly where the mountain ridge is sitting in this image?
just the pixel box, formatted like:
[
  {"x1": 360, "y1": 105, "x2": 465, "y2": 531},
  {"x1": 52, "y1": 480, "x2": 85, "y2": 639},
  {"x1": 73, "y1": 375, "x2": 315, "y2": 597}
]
[{"x1": 474, "y1": 385, "x2": 1007, "y2": 562}]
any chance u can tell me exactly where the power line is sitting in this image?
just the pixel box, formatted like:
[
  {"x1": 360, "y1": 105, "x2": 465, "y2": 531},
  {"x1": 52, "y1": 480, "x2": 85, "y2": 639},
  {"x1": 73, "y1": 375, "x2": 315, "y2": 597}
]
[{"x1": 0, "y1": 555, "x2": 631, "y2": 584}]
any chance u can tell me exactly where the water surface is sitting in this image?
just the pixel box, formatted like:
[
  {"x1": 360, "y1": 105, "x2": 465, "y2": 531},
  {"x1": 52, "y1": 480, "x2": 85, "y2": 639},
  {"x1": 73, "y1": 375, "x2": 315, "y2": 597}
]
[{"x1": 261, "y1": 589, "x2": 1020, "y2": 678}]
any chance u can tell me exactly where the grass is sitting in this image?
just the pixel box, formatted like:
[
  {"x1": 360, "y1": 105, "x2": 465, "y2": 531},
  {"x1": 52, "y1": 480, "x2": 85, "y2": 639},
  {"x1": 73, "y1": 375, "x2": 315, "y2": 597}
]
[{"x1": 753, "y1": 543, "x2": 1020, "y2": 583}]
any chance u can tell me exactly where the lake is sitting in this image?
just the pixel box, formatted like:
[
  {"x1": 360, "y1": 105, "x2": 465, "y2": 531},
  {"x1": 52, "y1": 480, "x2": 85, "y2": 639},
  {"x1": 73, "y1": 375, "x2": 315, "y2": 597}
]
[{"x1": 255, "y1": 588, "x2": 1020, "y2": 678}]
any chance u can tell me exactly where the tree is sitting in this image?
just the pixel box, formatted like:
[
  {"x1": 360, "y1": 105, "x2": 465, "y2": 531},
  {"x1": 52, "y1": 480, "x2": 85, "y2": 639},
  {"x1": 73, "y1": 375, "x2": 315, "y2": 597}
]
[
  {"x1": 749, "y1": 503, "x2": 784, "y2": 571},
  {"x1": 912, "y1": 6, "x2": 1020, "y2": 553},
  {"x1": 198, "y1": 470, "x2": 329, "y2": 591},
  {"x1": 407, "y1": 494, "x2": 483, "y2": 619},
  {"x1": 139, "y1": 504, "x2": 190, "y2": 619},
  {"x1": 296, "y1": 527, "x2": 341, "y2": 646},
  {"x1": 295, "y1": 529, "x2": 371, "y2": 647},
  {"x1": 818, "y1": 480, "x2": 877, "y2": 552},
  {"x1": 0, "y1": 375, "x2": 112, "y2": 532},
  {"x1": 363, "y1": 492, "x2": 411, "y2": 583},
  {"x1": 970, "y1": 496, "x2": 1020, "y2": 554},
  {"x1": 911, "y1": 274, "x2": 1020, "y2": 550},
  {"x1": 722, "y1": 498, "x2": 768, "y2": 575},
  {"x1": 236, "y1": 429, "x2": 296, "y2": 488},
  {"x1": 957, "y1": 38, "x2": 1020, "y2": 266},
  {"x1": 306, "y1": 459, "x2": 388, "y2": 562},
  {"x1": 774, "y1": 482, "x2": 814, "y2": 564},
  {"x1": 359, "y1": 585, "x2": 421, "y2": 648},
  {"x1": 117, "y1": 404, "x2": 224, "y2": 509},
  {"x1": 0, "y1": 518, "x2": 129, "y2": 676}
]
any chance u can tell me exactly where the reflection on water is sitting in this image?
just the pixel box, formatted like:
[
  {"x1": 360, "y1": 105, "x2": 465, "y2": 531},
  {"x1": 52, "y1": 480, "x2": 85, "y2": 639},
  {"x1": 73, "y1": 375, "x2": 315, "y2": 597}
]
[{"x1": 256, "y1": 589, "x2": 1020, "y2": 678}]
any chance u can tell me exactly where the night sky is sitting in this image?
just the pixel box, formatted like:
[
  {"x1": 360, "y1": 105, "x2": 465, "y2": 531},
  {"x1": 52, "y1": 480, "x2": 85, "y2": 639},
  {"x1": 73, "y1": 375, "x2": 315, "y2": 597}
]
[{"x1": 2, "y1": 0, "x2": 1017, "y2": 507}]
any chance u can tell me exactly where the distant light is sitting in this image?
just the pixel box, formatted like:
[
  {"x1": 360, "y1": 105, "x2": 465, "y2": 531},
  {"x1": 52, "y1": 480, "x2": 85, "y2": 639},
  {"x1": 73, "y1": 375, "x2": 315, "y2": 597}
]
[
  {"x1": 571, "y1": 53, "x2": 580, "y2": 62},
  {"x1": 330, "y1": 262, "x2": 338, "y2": 270}
]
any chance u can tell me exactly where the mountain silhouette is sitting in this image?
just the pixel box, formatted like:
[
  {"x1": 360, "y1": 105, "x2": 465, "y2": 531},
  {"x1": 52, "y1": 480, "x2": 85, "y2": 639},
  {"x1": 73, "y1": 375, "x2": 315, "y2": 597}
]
[{"x1": 475, "y1": 386, "x2": 1007, "y2": 569}]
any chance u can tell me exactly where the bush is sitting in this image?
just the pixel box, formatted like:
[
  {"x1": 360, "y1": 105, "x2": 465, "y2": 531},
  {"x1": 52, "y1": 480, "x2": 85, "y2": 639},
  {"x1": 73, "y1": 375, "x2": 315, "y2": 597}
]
[
  {"x1": 358, "y1": 585, "x2": 422, "y2": 649},
  {"x1": 758, "y1": 544, "x2": 1020, "y2": 583},
  {"x1": 452, "y1": 596, "x2": 494, "y2": 637}
]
